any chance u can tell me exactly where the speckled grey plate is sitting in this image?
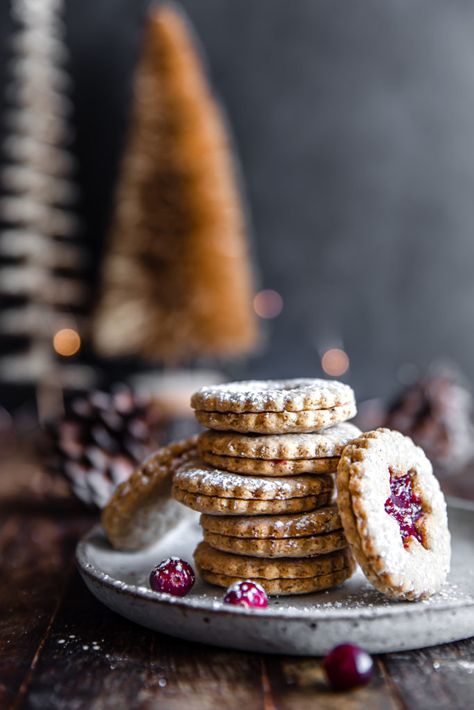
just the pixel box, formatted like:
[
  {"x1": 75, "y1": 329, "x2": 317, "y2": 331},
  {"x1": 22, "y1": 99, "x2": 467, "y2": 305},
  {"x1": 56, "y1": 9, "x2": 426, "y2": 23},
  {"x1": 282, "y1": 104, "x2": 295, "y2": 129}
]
[{"x1": 77, "y1": 498, "x2": 474, "y2": 655}]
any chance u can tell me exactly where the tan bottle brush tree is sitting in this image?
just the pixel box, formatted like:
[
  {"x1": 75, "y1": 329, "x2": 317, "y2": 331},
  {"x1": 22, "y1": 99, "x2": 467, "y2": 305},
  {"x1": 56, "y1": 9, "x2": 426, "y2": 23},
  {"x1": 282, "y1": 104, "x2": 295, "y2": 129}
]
[{"x1": 93, "y1": 4, "x2": 257, "y2": 364}]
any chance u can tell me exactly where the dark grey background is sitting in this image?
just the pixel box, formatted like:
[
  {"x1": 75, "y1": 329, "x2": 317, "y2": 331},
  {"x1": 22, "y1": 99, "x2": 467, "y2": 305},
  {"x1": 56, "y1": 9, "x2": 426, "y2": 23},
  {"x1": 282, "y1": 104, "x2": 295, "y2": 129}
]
[{"x1": 3, "y1": 0, "x2": 474, "y2": 404}]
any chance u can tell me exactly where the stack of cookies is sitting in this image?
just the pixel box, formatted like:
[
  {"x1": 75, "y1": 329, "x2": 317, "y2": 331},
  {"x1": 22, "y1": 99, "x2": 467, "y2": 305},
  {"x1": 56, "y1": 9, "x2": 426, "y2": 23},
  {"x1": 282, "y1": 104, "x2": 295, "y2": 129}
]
[{"x1": 172, "y1": 379, "x2": 361, "y2": 595}]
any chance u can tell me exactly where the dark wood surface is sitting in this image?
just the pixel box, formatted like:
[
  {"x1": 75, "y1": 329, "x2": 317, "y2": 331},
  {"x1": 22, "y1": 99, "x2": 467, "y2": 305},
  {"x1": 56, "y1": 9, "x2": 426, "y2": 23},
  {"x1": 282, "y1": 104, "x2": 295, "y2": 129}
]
[{"x1": 1, "y1": 459, "x2": 474, "y2": 710}]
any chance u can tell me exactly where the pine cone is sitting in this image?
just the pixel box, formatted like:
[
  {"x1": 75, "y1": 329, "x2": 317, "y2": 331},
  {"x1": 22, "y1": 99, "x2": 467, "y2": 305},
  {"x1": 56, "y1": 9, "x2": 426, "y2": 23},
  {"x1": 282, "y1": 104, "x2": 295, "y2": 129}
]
[
  {"x1": 384, "y1": 373, "x2": 474, "y2": 474},
  {"x1": 46, "y1": 387, "x2": 161, "y2": 508}
]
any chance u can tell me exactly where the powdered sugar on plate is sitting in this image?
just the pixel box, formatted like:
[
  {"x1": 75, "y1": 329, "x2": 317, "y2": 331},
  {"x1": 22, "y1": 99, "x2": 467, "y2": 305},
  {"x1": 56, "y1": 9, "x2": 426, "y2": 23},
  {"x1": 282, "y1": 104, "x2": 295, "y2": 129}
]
[{"x1": 77, "y1": 502, "x2": 474, "y2": 654}]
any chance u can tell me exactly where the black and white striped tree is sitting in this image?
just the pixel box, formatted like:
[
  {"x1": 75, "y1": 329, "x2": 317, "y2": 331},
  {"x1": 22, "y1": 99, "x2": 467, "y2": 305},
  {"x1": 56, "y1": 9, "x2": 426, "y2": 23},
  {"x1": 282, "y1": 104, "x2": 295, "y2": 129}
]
[{"x1": 0, "y1": 0, "x2": 87, "y2": 406}]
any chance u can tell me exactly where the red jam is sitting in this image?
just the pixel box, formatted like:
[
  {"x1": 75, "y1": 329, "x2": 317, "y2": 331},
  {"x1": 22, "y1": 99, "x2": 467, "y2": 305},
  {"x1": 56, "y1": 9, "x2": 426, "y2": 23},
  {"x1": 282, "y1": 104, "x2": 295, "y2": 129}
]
[{"x1": 384, "y1": 469, "x2": 424, "y2": 546}]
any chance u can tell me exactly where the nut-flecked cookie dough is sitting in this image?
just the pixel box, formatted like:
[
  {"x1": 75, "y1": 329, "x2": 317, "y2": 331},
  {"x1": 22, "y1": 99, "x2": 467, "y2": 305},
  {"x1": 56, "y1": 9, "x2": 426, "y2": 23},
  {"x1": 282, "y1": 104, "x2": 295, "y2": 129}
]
[
  {"x1": 200, "y1": 452, "x2": 338, "y2": 475},
  {"x1": 173, "y1": 488, "x2": 332, "y2": 516},
  {"x1": 198, "y1": 423, "x2": 361, "y2": 459},
  {"x1": 200, "y1": 568, "x2": 353, "y2": 596},
  {"x1": 102, "y1": 437, "x2": 197, "y2": 551},
  {"x1": 195, "y1": 541, "x2": 352, "y2": 578},
  {"x1": 195, "y1": 403, "x2": 357, "y2": 434},
  {"x1": 191, "y1": 378, "x2": 355, "y2": 413},
  {"x1": 203, "y1": 528, "x2": 347, "y2": 558},
  {"x1": 200, "y1": 505, "x2": 342, "y2": 538},
  {"x1": 198, "y1": 423, "x2": 360, "y2": 475},
  {"x1": 173, "y1": 463, "x2": 333, "y2": 500},
  {"x1": 195, "y1": 541, "x2": 355, "y2": 595}
]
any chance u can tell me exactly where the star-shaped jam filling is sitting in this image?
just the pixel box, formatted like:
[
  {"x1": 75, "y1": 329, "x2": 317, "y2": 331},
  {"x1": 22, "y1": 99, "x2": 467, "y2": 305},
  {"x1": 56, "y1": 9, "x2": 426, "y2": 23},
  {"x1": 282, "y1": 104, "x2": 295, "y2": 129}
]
[{"x1": 384, "y1": 468, "x2": 424, "y2": 546}]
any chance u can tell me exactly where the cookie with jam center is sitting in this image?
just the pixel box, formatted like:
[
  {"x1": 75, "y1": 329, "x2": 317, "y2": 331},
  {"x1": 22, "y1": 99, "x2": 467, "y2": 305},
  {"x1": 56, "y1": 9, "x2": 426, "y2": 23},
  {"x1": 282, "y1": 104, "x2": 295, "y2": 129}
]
[{"x1": 337, "y1": 428, "x2": 450, "y2": 601}]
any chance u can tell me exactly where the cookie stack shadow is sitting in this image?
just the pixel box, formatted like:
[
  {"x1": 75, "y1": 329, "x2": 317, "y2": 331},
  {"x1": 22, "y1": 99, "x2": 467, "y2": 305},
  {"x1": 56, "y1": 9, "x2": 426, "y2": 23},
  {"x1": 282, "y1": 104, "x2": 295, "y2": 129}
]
[{"x1": 172, "y1": 380, "x2": 360, "y2": 596}]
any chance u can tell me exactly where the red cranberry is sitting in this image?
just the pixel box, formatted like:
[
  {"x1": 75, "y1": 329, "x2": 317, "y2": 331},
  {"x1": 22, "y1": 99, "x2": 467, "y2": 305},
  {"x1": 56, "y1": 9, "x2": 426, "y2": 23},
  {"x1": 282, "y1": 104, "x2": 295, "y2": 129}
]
[
  {"x1": 149, "y1": 557, "x2": 195, "y2": 596},
  {"x1": 323, "y1": 644, "x2": 374, "y2": 691},
  {"x1": 223, "y1": 580, "x2": 268, "y2": 608},
  {"x1": 384, "y1": 468, "x2": 424, "y2": 546}
]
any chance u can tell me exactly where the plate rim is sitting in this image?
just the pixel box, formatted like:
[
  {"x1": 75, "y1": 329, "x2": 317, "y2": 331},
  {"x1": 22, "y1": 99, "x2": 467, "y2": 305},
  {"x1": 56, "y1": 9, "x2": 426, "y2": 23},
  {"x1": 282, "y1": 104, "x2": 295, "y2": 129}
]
[{"x1": 76, "y1": 497, "x2": 474, "y2": 623}]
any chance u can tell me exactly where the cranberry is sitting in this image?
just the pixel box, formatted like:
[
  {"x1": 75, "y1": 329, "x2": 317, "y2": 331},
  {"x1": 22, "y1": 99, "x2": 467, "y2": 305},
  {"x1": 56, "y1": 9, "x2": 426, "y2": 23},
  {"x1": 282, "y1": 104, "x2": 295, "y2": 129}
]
[
  {"x1": 384, "y1": 468, "x2": 424, "y2": 546},
  {"x1": 149, "y1": 557, "x2": 195, "y2": 596},
  {"x1": 223, "y1": 580, "x2": 268, "y2": 608},
  {"x1": 323, "y1": 643, "x2": 374, "y2": 691}
]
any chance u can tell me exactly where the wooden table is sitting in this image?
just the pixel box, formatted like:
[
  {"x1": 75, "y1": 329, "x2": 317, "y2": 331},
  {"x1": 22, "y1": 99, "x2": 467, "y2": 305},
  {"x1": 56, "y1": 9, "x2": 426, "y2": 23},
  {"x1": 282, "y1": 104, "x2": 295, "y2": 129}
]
[{"x1": 1, "y1": 461, "x2": 474, "y2": 709}]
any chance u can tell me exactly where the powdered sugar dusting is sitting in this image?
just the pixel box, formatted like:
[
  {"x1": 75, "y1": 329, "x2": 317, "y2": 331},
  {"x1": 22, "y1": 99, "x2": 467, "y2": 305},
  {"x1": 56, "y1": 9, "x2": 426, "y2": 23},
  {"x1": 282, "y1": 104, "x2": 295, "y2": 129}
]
[
  {"x1": 223, "y1": 580, "x2": 268, "y2": 608},
  {"x1": 199, "y1": 422, "x2": 361, "y2": 459},
  {"x1": 76, "y1": 504, "x2": 474, "y2": 653},
  {"x1": 174, "y1": 463, "x2": 333, "y2": 499},
  {"x1": 78, "y1": 511, "x2": 474, "y2": 616},
  {"x1": 191, "y1": 378, "x2": 355, "y2": 413},
  {"x1": 201, "y1": 506, "x2": 341, "y2": 539},
  {"x1": 338, "y1": 428, "x2": 451, "y2": 600}
]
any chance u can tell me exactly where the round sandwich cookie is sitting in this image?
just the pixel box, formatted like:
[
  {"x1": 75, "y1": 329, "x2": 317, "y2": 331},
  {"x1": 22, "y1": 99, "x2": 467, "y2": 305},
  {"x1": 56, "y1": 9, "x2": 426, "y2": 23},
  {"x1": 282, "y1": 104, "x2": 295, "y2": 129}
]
[
  {"x1": 194, "y1": 542, "x2": 355, "y2": 595},
  {"x1": 101, "y1": 437, "x2": 197, "y2": 551},
  {"x1": 192, "y1": 378, "x2": 356, "y2": 434},
  {"x1": 203, "y1": 528, "x2": 347, "y2": 558},
  {"x1": 337, "y1": 428, "x2": 451, "y2": 601},
  {"x1": 200, "y1": 505, "x2": 342, "y2": 539},
  {"x1": 191, "y1": 378, "x2": 355, "y2": 413},
  {"x1": 194, "y1": 403, "x2": 356, "y2": 434},
  {"x1": 195, "y1": 542, "x2": 353, "y2": 579},
  {"x1": 198, "y1": 423, "x2": 361, "y2": 475},
  {"x1": 173, "y1": 489, "x2": 332, "y2": 515},
  {"x1": 173, "y1": 464, "x2": 334, "y2": 500},
  {"x1": 200, "y1": 452, "x2": 338, "y2": 475},
  {"x1": 200, "y1": 569, "x2": 353, "y2": 596},
  {"x1": 172, "y1": 463, "x2": 334, "y2": 515},
  {"x1": 200, "y1": 452, "x2": 337, "y2": 475}
]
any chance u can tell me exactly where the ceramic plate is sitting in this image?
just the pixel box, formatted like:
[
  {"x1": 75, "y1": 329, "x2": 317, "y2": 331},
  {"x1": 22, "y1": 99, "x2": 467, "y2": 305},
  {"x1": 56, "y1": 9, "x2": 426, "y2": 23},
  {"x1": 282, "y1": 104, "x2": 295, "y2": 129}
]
[{"x1": 77, "y1": 498, "x2": 474, "y2": 654}]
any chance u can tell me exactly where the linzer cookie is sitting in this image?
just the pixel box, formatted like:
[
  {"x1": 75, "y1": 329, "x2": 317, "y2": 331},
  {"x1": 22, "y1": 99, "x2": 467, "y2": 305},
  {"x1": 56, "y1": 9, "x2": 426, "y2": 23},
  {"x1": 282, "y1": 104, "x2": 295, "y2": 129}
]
[
  {"x1": 102, "y1": 437, "x2": 197, "y2": 551},
  {"x1": 337, "y1": 428, "x2": 451, "y2": 601},
  {"x1": 194, "y1": 542, "x2": 355, "y2": 595},
  {"x1": 192, "y1": 378, "x2": 356, "y2": 433},
  {"x1": 195, "y1": 404, "x2": 356, "y2": 434},
  {"x1": 201, "y1": 570, "x2": 352, "y2": 595},
  {"x1": 203, "y1": 529, "x2": 347, "y2": 558},
  {"x1": 201, "y1": 453, "x2": 337, "y2": 475},
  {"x1": 200, "y1": 504, "x2": 345, "y2": 557},
  {"x1": 172, "y1": 463, "x2": 333, "y2": 515},
  {"x1": 195, "y1": 542, "x2": 351, "y2": 577},
  {"x1": 200, "y1": 505, "x2": 342, "y2": 539},
  {"x1": 174, "y1": 490, "x2": 331, "y2": 515},
  {"x1": 173, "y1": 464, "x2": 333, "y2": 499},
  {"x1": 192, "y1": 378, "x2": 355, "y2": 413},
  {"x1": 198, "y1": 423, "x2": 360, "y2": 475}
]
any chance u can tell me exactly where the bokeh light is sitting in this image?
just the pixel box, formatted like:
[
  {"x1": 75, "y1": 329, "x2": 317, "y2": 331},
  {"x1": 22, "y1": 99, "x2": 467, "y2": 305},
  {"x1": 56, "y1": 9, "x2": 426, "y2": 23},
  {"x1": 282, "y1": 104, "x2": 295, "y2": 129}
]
[
  {"x1": 53, "y1": 328, "x2": 81, "y2": 357},
  {"x1": 253, "y1": 289, "x2": 283, "y2": 319},
  {"x1": 321, "y1": 348, "x2": 350, "y2": 377}
]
